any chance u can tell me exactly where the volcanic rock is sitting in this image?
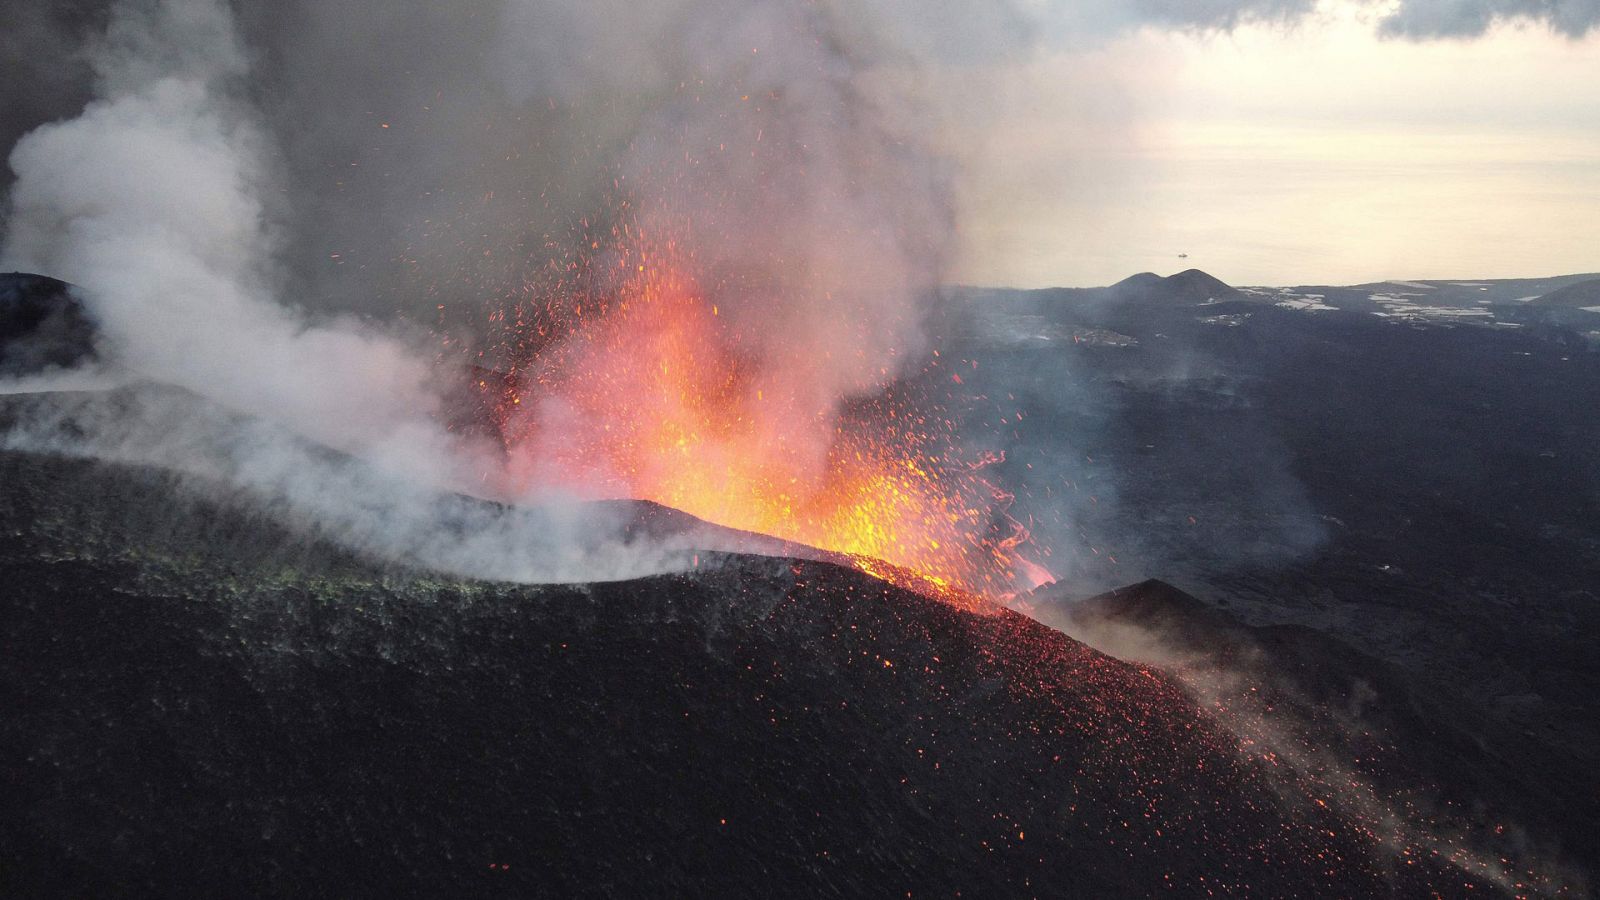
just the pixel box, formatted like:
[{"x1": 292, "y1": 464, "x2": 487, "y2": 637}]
[
  {"x1": 0, "y1": 445, "x2": 1509, "y2": 898},
  {"x1": 1028, "y1": 578, "x2": 1598, "y2": 889}
]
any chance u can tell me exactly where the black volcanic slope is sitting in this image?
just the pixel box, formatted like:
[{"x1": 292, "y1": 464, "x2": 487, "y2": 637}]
[
  {"x1": 1031, "y1": 580, "x2": 1599, "y2": 884},
  {"x1": 0, "y1": 274, "x2": 94, "y2": 376},
  {"x1": 0, "y1": 448, "x2": 1525, "y2": 898}
]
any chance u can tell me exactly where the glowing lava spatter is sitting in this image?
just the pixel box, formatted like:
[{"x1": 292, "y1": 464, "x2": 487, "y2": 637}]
[{"x1": 485, "y1": 218, "x2": 1048, "y2": 600}]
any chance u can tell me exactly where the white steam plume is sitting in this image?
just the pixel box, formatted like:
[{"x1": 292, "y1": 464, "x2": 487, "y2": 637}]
[
  {"x1": 2, "y1": 0, "x2": 459, "y2": 477},
  {"x1": 0, "y1": 0, "x2": 993, "y2": 583},
  {"x1": 0, "y1": 0, "x2": 671, "y2": 580}
]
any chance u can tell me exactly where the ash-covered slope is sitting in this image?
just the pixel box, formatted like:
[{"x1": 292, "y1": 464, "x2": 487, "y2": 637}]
[
  {"x1": 0, "y1": 446, "x2": 1514, "y2": 898},
  {"x1": 1029, "y1": 579, "x2": 1599, "y2": 883}
]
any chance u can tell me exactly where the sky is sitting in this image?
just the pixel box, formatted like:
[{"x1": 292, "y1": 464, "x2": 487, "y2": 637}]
[
  {"x1": 950, "y1": 2, "x2": 1600, "y2": 287},
  {"x1": 1, "y1": 0, "x2": 1597, "y2": 292}
]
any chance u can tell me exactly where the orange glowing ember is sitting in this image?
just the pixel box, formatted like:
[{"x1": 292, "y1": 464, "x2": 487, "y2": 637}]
[{"x1": 489, "y1": 221, "x2": 1046, "y2": 600}]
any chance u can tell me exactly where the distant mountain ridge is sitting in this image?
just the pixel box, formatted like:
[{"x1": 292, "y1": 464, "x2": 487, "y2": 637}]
[{"x1": 1532, "y1": 277, "x2": 1600, "y2": 309}]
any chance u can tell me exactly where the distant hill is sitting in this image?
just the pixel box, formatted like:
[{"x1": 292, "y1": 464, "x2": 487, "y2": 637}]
[
  {"x1": 1110, "y1": 268, "x2": 1241, "y2": 304},
  {"x1": 1531, "y1": 277, "x2": 1600, "y2": 309}
]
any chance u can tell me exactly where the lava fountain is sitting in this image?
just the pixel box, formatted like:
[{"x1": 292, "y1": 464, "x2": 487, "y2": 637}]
[{"x1": 475, "y1": 214, "x2": 1049, "y2": 601}]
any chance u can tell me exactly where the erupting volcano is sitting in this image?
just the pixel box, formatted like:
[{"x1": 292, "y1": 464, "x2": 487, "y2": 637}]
[
  {"x1": 460, "y1": 214, "x2": 1050, "y2": 601},
  {"x1": 3, "y1": 0, "x2": 1596, "y2": 895}
]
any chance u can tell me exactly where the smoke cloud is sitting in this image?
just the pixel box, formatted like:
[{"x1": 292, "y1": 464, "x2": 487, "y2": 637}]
[
  {"x1": 0, "y1": 2, "x2": 107, "y2": 176},
  {"x1": 0, "y1": 0, "x2": 1004, "y2": 584},
  {"x1": 2, "y1": 0, "x2": 461, "y2": 472}
]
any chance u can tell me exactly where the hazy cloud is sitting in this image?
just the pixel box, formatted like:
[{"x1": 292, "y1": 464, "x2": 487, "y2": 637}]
[
  {"x1": 1028, "y1": 0, "x2": 1600, "y2": 39},
  {"x1": 1379, "y1": 0, "x2": 1600, "y2": 37}
]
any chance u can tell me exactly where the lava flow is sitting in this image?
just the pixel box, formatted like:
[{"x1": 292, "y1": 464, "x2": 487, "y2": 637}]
[{"x1": 477, "y1": 219, "x2": 1048, "y2": 601}]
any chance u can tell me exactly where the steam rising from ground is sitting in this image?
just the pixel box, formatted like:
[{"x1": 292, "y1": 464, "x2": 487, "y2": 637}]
[
  {"x1": 0, "y1": 0, "x2": 987, "y2": 583},
  {"x1": 3, "y1": 0, "x2": 462, "y2": 478},
  {"x1": 0, "y1": 384, "x2": 705, "y2": 584}
]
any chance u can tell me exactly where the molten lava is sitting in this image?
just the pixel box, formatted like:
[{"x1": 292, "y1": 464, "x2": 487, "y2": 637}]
[{"x1": 486, "y1": 223, "x2": 1047, "y2": 600}]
